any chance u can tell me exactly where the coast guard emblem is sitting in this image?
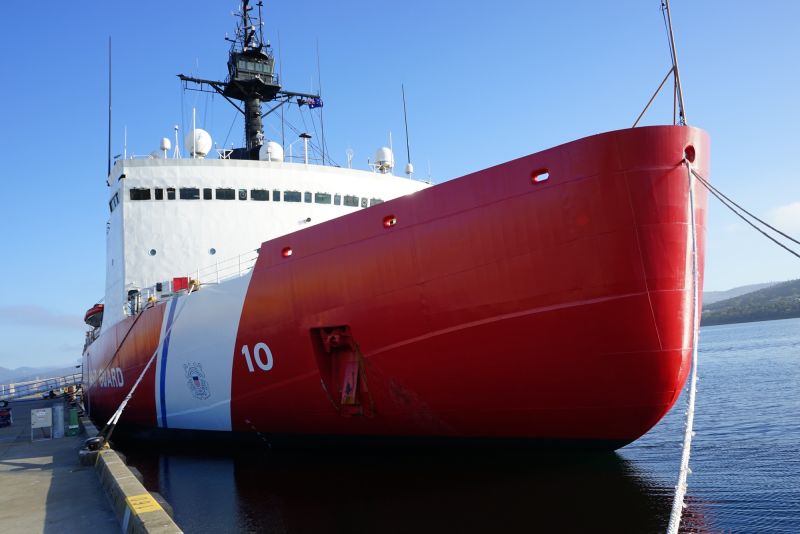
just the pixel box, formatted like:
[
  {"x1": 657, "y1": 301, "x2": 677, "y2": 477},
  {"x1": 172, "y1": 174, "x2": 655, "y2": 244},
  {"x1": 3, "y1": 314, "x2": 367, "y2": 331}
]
[{"x1": 184, "y1": 362, "x2": 211, "y2": 400}]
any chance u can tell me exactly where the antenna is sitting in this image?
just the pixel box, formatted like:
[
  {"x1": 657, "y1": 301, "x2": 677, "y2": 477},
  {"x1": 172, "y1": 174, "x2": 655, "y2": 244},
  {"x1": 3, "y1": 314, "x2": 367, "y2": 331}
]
[
  {"x1": 257, "y1": 1, "x2": 264, "y2": 47},
  {"x1": 316, "y1": 39, "x2": 326, "y2": 166},
  {"x1": 107, "y1": 36, "x2": 112, "y2": 177},
  {"x1": 278, "y1": 30, "x2": 284, "y2": 148},
  {"x1": 388, "y1": 131, "x2": 396, "y2": 175},
  {"x1": 173, "y1": 125, "x2": 181, "y2": 159},
  {"x1": 346, "y1": 148, "x2": 353, "y2": 169},
  {"x1": 192, "y1": 107, "x2": 197, "y2": 158},
  {"x1": 401, "y1": 84, "x2": 413, "y2": 176}
]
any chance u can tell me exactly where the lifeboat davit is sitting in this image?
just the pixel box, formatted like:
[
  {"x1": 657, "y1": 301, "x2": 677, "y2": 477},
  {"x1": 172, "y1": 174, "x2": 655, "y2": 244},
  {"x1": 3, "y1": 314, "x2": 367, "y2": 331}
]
[{"x1": 84, "y1": 304, "x2": 104, "y2": 328}]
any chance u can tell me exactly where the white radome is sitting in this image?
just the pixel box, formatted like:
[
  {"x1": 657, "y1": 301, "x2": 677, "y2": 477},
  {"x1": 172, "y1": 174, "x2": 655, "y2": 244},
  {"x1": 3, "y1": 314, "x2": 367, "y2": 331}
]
[
  {"x1": 184, "y1": 128, "x2": 213, "y2": 158},
  {"x1": 160, "y1": 137, "x2": 172, "y2": 151},
  {"x1": 259, "y1": 141, "x2": 284, "y2": 162},
  {"x1": 374, "y1": 147, "x2": 394, "y2": 172}
]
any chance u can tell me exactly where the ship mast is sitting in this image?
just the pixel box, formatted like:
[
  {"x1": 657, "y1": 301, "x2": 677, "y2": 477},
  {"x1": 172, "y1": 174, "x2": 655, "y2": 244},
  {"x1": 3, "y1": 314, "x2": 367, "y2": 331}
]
[{"x1": 178, "y1": 0, "x2": 321, "y2": 159}]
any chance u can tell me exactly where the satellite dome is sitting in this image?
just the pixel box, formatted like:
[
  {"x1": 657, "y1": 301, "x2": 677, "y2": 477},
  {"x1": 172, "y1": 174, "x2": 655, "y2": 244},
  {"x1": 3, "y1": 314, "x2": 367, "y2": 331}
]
[
  {"x1": 160, "y1": 137, "x2": 172, "y2": 152},
  {"x1": 374, "y1": 147, "x2": 394, "y2": 173},
  {"x1": 259, "y1": 141, "x2": 284, "y2": 162},
  {"x1": 184, "y1": 128, "x2": 213, "y2": 158}
]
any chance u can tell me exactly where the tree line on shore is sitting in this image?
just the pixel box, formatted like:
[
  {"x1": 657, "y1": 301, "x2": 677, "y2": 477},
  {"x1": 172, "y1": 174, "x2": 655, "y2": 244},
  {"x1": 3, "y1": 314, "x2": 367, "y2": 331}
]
[{"x1": 701, "y1": 278, "x2": 800, "y2": 326}]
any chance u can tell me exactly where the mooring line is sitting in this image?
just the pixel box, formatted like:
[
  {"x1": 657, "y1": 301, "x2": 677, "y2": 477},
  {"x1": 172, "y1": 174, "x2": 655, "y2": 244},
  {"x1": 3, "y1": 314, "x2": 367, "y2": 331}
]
[
  {"x1": 97, "y1": 284, "x2": 196, "y2": 443},
  {"x1": 692, "y1": 169, "x2": 800, "y2": 260},
  {"x1": 666, "y1": 159, "x2": 701, "y2": 534}
]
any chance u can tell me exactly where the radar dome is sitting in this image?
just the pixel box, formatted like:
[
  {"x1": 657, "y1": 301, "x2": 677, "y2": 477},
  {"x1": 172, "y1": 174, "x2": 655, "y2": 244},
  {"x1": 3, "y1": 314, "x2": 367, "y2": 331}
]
[
  {"x1": 259, "y1": 141, "x2": 284, "y2": 162},
  {"x1": 184, "y1": 128, "x2": 212, "y2": 158},
  {"x1": 374, "y1": 147, "x2": 394, "y2": 173},
  {"x1": 160, "y1": 137, "x2": 172, "y2": 151}
]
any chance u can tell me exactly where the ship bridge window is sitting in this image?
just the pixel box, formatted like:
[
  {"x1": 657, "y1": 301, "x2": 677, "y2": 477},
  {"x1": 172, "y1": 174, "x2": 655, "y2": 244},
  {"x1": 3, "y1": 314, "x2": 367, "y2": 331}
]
[
  {"x1": 180, "y1": 187, "x2": 200, "y2": 200},
  {"x1": 155, "y1": 188, "x2": 164, "y2": 200},
  {"x1": 216, "y1": 188, "x2": 235, "y2": 200},
  {"x1": 343, "y1": 195, "x2": 359, "y2": 207},
  {"x1": 239, "y1": 189, "x2": 247, "y2": 200},
  {"x1": 272, "y1": 189, "x2": 281, "y2": 202},
  {"x1": 304, "y1": 192, "x2": 312, "y2": 203},
  {"x1": 251, "y1": 189, "x2": 269, "y2": 201},
  {"x1": 167, "y1": 188, "x2": 176, "y2": 200},
  {"x1": 284, "y1": 191, "x2": 301, "y2": 202},
  {"x1": 361, "y1": 198, "x2": 368, "y2": 208},
  {"x1": 369, "y1": 198, "x2": 384, "y2": 207},
  {"x1": 315, "y1": 193, "x2": 332, "y2": 204},
  {"x1": 108, "y1": 192, "x2": 120, "y2": 213},
  {"x1": 203, "y1": 188, "x2": 212, "y2": 200},
  {"x1": 130, "y1": 188, "x2": 151, "y2": 201},
  {"x1": 334, "y1": 194, "x2": 341, "y2": 205}
]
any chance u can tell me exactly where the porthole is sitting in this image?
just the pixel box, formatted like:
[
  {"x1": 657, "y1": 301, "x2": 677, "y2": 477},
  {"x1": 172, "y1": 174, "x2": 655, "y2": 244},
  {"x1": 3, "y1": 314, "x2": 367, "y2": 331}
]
[
  {"x1": 209, "y1": 248, "x2": 217, "y2": 255},
  {"x1": 531, "y1": 169, "x2": 550, "y2": 183},
  {"x1": 149, "y1": 249, "x2": 157, "y2": 256}
]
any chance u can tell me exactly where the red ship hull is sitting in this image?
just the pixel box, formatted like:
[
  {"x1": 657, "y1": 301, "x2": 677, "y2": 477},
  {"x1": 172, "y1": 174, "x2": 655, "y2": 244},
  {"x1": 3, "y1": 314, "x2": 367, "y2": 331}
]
[{"x1": 84, "y1": 125, "x2": 709, "y2": 449}]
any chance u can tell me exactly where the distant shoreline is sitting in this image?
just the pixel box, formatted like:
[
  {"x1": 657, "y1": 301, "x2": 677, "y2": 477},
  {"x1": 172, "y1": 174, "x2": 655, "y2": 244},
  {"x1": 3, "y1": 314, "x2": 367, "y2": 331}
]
[
  {"x1": 701, "y1": 312, "x2": 800, "y2": 327},
  {"x1": 701, "y1": 278, "x2": 800, "y2": 327}
]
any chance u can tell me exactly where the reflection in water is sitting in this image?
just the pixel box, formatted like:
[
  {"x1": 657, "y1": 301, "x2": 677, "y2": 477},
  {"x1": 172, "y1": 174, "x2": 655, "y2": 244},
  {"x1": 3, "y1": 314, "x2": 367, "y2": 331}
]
[{"x1": 122, "y1": 442, "x2": 692, "y2": 533}]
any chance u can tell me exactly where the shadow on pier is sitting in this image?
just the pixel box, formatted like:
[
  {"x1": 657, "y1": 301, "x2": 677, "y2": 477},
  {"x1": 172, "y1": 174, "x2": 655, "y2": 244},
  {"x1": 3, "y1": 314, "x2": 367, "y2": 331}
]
[{"x1": 0, "y1": 398, "x2": 116, "y2": 533}]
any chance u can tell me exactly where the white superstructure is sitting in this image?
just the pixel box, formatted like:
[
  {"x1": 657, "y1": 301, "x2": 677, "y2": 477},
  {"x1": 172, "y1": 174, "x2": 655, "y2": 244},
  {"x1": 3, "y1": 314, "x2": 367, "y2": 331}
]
[
  {"x1": 94, "y1": 1, "x2": 432, "y2": 333},
  {"x1": 103, "y1": 155, "x2": 429, "y2": 328}
]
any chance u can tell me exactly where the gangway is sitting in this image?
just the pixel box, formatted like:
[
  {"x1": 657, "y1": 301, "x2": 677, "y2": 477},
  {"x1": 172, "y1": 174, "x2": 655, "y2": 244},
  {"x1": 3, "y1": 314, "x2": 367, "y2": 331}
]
[{"x1": 0, "y1": 373, "x2": 82, "y2": 402}]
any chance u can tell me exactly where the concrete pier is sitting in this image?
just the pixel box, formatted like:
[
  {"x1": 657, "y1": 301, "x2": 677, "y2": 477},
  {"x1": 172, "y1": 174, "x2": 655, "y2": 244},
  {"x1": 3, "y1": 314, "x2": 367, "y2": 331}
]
[
  {"x1": 0, "y1": 396, "x2": 183, "y2": 533},
  {"x1": 0, "y1": 398, "x2": 118, "y2": 533}
]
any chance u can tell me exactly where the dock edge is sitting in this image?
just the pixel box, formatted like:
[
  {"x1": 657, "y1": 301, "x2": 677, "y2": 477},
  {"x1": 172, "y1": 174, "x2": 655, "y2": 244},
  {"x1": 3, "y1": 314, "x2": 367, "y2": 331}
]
[{"x1": 81, "y1": 416, "x2": 183, "y2": 534}]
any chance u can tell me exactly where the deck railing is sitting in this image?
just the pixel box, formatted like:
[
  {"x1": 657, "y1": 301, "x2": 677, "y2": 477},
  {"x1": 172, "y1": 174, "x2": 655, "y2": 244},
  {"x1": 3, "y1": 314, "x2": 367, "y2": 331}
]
[
  {"x1": 193, "y1": 248, "x2": 260, "y2": 285},
  {"x1": 127, "y1": 249, "x2": 260, "y2": 316}
]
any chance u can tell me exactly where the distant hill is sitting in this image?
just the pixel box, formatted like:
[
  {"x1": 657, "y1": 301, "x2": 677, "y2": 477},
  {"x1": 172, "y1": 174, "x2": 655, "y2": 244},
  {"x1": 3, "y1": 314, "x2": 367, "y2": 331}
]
[
  {"x1": 703, "y1": 282, "x2": 777, "y2": 305},
  {"x1": 0, "y1": 365, "x2": 78, "y2": 384},
  {"x1": 701, "y1": 279, "x2": 800, "y2": 326}
]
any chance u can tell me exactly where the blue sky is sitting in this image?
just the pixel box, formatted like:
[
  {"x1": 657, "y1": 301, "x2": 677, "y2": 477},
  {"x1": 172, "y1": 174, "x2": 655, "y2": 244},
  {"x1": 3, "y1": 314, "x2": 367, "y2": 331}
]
[{"x1": 0, "y1": 1, "x2": 798, "y2": 368}]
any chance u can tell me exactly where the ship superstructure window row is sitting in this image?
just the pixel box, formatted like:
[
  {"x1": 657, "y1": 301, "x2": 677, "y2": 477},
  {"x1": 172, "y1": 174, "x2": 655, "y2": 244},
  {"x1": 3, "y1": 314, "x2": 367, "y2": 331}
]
[
  {"x1": 130, "y1": 188, "x2": 151, "y2": 201},
  {"x1": 125, "y1": 187, "x2": 382, "y2": 207},
  {"x1": 180, "y1": 188, "x2": 200, "y2": 200}
]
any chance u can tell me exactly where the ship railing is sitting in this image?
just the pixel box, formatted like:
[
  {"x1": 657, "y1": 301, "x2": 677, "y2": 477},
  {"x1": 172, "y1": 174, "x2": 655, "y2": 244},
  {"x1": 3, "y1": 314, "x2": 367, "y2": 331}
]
[
  {"x1": 135, "y1": 249, "x2": 260, "y2": 309},
  {"x1": 0, "y1": 372, "x2": 82, "y2": 402},
  {"x1": 192, "y1": 249, "x2": 260, "y2": 285}
]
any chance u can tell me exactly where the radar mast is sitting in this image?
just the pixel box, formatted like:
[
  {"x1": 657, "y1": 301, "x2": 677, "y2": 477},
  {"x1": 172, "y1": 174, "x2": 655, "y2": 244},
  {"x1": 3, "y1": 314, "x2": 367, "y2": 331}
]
[{"x1": 178, "y1": 0, "x2": 321, "y2": 159}]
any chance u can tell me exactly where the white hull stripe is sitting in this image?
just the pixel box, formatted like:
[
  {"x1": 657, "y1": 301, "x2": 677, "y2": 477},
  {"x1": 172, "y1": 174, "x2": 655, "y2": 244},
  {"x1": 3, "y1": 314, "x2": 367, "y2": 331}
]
[{"x1": 153, "y1": 273, "x2": 251, "y2": 431}]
